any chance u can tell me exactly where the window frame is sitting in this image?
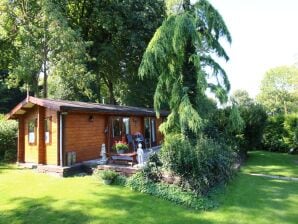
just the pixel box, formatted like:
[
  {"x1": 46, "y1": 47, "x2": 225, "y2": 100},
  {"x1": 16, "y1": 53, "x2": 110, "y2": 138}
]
[
  {"x1": 45, "y1": 117, "x2": 52, "y2": 145},
  {"x1": 28, "y1": 119, "x2": 37, "y2": 145}
]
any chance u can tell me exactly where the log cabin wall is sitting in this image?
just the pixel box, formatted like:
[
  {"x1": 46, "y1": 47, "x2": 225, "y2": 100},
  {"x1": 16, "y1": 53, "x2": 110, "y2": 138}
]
[
  {"x1": 64, "y1": 113, "x2": 106, "y2": 163},
  {"x1": 24, "y1": 106, "x2": 39, "y2": 163},
  {"x1": 130, "y1": 116, "x2": 143, "y2": 135},
  {"x1": 45, "y1": 108, "x2": 58, "y2": 165}
]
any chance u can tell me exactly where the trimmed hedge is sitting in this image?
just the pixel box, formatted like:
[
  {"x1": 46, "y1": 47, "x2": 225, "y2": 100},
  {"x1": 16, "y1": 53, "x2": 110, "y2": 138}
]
[{"x1": 0, "y1": 115, "x2": 17, "y2": 162}]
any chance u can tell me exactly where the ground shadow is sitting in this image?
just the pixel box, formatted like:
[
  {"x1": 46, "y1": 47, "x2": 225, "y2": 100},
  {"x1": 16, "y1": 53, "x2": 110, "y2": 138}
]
[{"x1": 0, "y1": 197, "x2": 91, "y2": 224}]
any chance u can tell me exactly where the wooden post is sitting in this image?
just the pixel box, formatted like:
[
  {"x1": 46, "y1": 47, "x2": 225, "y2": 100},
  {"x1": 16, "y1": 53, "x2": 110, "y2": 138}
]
[
  {"x1": 37, "y1": 106, "x2": 46, "y2": 164},
  {"x1": 17, "y1": 117, "x2": 25, "y2": 163}
]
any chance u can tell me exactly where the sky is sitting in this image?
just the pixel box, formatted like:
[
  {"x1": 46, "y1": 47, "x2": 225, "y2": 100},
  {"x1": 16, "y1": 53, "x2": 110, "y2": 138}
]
[{"x1": 207, "y1": 0, "x2": 298, "y2": 98}]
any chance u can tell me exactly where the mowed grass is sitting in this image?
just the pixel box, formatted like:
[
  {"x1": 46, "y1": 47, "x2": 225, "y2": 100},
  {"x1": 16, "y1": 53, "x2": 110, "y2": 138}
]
[
  {"x1": 243, "y1": 151, "x2": 298, "y2": 177},
  {"x1": 0, "y1": 151, "x2": 297, "y2": 224}
]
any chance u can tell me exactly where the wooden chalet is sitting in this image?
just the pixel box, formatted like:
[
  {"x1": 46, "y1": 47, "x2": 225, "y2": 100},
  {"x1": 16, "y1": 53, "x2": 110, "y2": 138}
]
[{"x1": 6, "y1": 96, "x2": 167, "y2": 167}]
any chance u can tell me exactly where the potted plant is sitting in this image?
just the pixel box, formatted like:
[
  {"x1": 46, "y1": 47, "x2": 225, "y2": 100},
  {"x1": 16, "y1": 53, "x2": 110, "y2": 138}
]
[
  {"x1": 99, "y1": 170, "x2": 118, "y2": 185},
  {"x1": 114, "y1": 141, "x2": 129, "y2": 154}
]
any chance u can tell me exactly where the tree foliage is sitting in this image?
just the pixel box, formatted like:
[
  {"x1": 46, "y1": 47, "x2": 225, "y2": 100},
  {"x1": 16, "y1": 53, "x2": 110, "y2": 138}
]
[
  {"x1": 257, "y1": 66, "x2": 298, "y2": 115},
  {"x1": 66, "y1": 0, "x2": 165, "y2": 105},
  {"x1": 139, "y1": 0, "x2": 231, "y2": 137},
  {"x1": 231, "y1": 90, "x2": 268, "y2": 150},
  {"x1": 0, "y1": 0, "x2": 90, "y2": 99}
]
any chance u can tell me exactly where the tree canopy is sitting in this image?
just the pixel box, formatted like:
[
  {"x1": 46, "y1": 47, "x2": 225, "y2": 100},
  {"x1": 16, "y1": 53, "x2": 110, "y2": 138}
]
[
  {"x1": 0, "y1": 0, "x2": 89, "y2": 99},
  {"x1": 257, "y1": 66, "x2": 298, "y2": 115},
  {"x1": 0, "y1": 0, "x2": 165, "y2": 106}
]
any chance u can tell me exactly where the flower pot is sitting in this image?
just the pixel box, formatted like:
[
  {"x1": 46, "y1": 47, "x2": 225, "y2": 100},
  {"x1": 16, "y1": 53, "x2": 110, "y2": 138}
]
[
  {"x1": 117, "y1": 149, "x2": 124, "y2": 154},
  {"x1": 103, "y1": 179, "x2": 112, "y2": 185}
]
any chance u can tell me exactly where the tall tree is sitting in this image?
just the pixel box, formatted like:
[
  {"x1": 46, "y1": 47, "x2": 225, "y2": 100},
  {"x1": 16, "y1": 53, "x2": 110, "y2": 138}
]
[
  {"x1": 139, "y1": 0, "x2": 231, "y2": 138},
  {"x1": 66, "y1": 0, "x2": 165, "y2": 105},
  {"x1": 0, "y1": 0, "x2": 90, "y2": 98},
  {"x1": 257, "y1": 66, "x2": 298, "y2": 115},
  {"x1": 231, "y1": 89, "x2": 254, "y2": 108},
  {"x1": 231, "y1": 90, "x2": 267, "y2": 150}
]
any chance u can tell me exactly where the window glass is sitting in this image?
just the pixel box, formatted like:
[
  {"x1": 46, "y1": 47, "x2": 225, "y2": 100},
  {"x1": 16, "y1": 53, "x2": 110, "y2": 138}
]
[
  {"x1": 28, "y1": 119, "x2": 36, "y2": 144},
  {"x1": 151, "y1": 119, "x2": 156, "y2": 142},
  {"x1": 112, "y1": 118, "x2": 121, "y2": 137},
  {"x1": 45, "y1": 117, "x2": 51, "y2": 144},
  {"x1": 144, "y1": 118, "x2": 151, "y2": 139},
  {"x1": 123, "y1": 117, "x2": 130, "y2": 135}
]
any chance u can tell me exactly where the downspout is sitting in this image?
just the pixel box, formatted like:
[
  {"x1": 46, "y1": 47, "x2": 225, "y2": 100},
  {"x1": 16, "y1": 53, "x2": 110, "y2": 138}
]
[{"x1": 59, "y1": 113, "x2": 63, "y2": 166}]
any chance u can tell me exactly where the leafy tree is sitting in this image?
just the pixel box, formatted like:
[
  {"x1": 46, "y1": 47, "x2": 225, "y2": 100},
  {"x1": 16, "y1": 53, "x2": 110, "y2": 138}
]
[
  {"x1": 284, "y1": 114, "x2": 298, "y2": 150},
  {"x1": 231, "y1": 89, "x2": 254, "y2": 108},
  {"x1": 257, "y1": 66, "x2": 298, "y2": 115},
  {"x1": 231, "y1": 90, "x2": 267, "y2": 150},
  {"x1": 0, "y1": 0, "x2": 90, "y2": 99},
  {"x1": 66, "y1": 0, "x2": 165, "y2": 105},
  {"x1": 0, "y1": 70, "x2": 26, "y2": 113},
  {"x1": 139, "y1": 0, "x2": 231, "y2": 138}
]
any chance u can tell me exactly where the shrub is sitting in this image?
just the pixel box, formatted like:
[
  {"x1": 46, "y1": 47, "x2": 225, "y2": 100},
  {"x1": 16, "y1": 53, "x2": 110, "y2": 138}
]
[
  {"x1": 262, "y1": 115, "x2": 288, "y2": 152},
  {"x1": 240, "y1": 104, "x2": 267, "y2": 150},
  {"x1": 112, "y1": 141, "x2": 129, "y2": 152},
  {"x1": 284, "y1": 114, "x2": 298, "y2": 150},
  {"x1": 160, "y1": 134, "x2": 235, "y2": 195},
  {"x1": 113, "y1": 174, "x2": 127, "y2": 186},
  {"x1": 126, "y1": 172, "x2": 216, "y2": 210},
  {"x1": 94, "y1": 170, "x2": 119, "y2": 183},
  {"x1": 0, "y1": 115, "x2": 17, "y2": 162},
  {"x1": 142, "y1": 152, "x2": 163, "y2": 182}
]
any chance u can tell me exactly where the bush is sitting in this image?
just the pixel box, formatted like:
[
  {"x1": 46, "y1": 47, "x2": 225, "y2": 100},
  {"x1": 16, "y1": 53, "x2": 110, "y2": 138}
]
[
  {"x1": 94, "y1": 170, "x2": 119, "y2": 184},
  {"x1": 112, "y1": 141, "x2": 129, "y2": 152},
  {"x1": 240, "y1": 104, "x2": 267, "y2": 150},
  {"x1": 0, "y1": 115, "x2": 17, "y2": 162},
  {"x1": 160, "y1": 134, "x2": 235, "y2": 195},
  {"x1": 142, "y1": 152, "x2": 163, "y2": 182},
  {"x1": 126, "y1": 172, "x2": 215, "y2": 210},
  {"x1": 262, "y1": 115, "x2": 289, "y2": 152},
  {"x1": 284, "y1": 114, "x2": 298, "y2": 150},
  {"x1": 113, "y1": 174, "x2": 127, "y2": 186}
]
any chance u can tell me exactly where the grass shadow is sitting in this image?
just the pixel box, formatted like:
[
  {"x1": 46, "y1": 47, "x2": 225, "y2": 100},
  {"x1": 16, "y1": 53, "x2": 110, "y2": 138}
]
[
  {"x1": 211, "y1": 173, "x2": 298, "y2": 224},
  {"x1": 1, "y1": 197, "x2": 91, "y2": 224}
]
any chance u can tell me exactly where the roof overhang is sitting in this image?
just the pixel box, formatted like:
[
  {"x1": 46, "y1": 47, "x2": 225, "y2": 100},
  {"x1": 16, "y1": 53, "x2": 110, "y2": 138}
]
[
  {"x1": 6, "y1": 96, "x2": 169, "y2": 120},
  {"x1": 6, "y1": 96, "x2": 59, "y2": 120}
]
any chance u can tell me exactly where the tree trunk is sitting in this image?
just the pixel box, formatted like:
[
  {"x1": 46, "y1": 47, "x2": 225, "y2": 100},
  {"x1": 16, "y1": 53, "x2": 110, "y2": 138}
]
[
  {"x1": 107, "y1": 81, "x2": 116, "y2": 105},
  {"x1": 182, "y1": 38, "x2": 197, "y2": 140},
  {"x1": 43, "y1": 60, "x2": 47, "y2": 98}
]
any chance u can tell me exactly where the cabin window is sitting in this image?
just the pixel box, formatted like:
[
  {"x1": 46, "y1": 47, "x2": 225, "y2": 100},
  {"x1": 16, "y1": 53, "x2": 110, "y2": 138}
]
[
  {"x1": 151, "y1": 118, "x2": 156, "y2": 143},
  {"x1": 144, "y1": 118, "x2": 151, "y2": 140},
  {"x1": 112, "y1": 118, "x2": 121, "y2": 137},
  {"x1": 45, "y1": 117, "x2": 51, "y2": 144},
  {"x1": 28, "y1": 119, "x2": 37, "y2": 144},
  {"x1": 144, "y1": 117, "x2": 157, "y2": 147},
  {"x1": 123, "y1": 117, "x2": 130, "y2": 135}
]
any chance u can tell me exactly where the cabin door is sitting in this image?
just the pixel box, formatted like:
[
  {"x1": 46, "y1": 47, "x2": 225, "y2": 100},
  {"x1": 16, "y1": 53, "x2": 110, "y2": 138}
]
[
  {"x1": 144, "y1": 117, "x2": 157, "y2": 148},
  {"x1": 110, "y1": 117, "x2": 130, "y2": 147}
]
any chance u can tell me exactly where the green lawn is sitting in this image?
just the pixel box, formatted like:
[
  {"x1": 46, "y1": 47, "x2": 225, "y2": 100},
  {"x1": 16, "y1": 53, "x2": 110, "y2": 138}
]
[
  {"x1": 243, "y1": 151, "x2": 298, "y2": 177},
  {"x1": 0, "y1": 151, "x2": 297, "y2": 224}
]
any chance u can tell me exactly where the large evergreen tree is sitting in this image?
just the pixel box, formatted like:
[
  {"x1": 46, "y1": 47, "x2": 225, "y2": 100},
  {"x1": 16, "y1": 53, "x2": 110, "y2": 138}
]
[{"x1": 139, "y1": 0, "x2": 231, "y2": 138}]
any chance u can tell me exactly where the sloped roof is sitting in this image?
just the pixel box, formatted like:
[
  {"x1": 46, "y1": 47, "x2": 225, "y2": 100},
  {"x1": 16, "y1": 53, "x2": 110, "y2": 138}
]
[{"x1": 6, "y1": 96, "x2": 168, "y2": 119}]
